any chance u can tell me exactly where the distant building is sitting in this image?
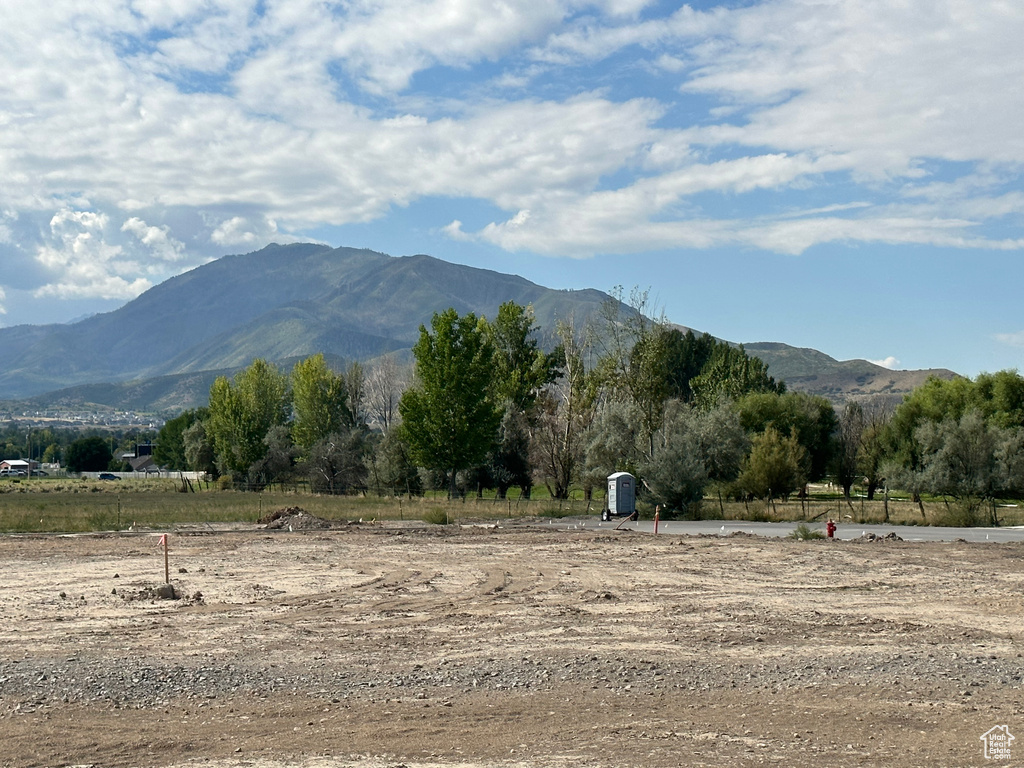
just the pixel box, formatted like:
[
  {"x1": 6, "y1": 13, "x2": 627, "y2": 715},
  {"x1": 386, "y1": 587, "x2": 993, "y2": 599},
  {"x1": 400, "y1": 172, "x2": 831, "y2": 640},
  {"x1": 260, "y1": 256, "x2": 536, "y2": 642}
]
[
  {"x1": 123, "y1": 443, "x2": 158, "y2": 473},
  {"x1": 0, "y1": 459, "x2": 34, "y2": 472}
]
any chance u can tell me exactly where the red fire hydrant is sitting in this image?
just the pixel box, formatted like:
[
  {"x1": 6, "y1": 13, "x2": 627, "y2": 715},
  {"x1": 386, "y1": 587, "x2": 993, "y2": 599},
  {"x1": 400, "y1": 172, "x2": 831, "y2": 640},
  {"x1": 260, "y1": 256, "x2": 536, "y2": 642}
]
[{"x1": 826, "y1": 519, "x2": 836, "y2": 540}]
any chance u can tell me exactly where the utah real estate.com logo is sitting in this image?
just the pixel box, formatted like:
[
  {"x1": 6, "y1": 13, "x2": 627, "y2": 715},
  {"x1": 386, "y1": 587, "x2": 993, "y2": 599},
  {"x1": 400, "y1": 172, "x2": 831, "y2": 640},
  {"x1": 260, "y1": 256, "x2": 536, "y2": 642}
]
[{"x1": 980, "y1": 725, "x2": 1014, "y2": 760}]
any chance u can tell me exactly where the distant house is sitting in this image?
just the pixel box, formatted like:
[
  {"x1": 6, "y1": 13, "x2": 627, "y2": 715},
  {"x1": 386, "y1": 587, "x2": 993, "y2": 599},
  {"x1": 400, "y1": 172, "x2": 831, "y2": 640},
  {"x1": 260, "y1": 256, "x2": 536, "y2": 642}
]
[
  {"x1": 0, "y1": 459, "x2": 32, "y2": 473},
  {"x1": 123, "y1": 443, "x2": 158, "y2": 474}
]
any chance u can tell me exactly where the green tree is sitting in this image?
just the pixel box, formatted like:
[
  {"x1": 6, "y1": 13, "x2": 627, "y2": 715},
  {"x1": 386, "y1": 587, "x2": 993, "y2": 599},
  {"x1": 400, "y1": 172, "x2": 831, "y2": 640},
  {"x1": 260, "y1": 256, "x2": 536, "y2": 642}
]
[
  {"x1": 65, "y1": 436, "x2": 113, "y2": 472},
  {"x1": 664, "y1": 329, "x2": 719, "y2": 404},
  {"x1": 884, "y1": 371, "x2": 1024, "y2": 514},
  {"x1": 832, "y1": 402, "x2": 864, "y2": 498},
  {"x1": 735, "y1": 391, "x2": 837, "y2": 482},
  {"x1": 368, "y1": 430, "x2": 422, "y2": 496},
  {"x1": 593, "y1": 287, "x2": 671, "y2": 460},
  {"x1": 207, "y1": 358, "x2": 291, "y2": 478},
  {"x1": 691, "y1": 344, "x2": 783, "y2": 411},
  {"x1": 183, "y1": 419, "x2": 217, "y2": 476},
  {"x1": 488, "y1": 301, "x2": 560, "y2": 412},
  {"x1": 248, "y1": 424, "x2": 298, "y2": 487},
  {"x1": 739, "y1": 426, "x2": 808, "y2": 503},
  {"x1": 154, "y1": 409, "x2": 205, "y2": 471},
  {"x1": 291, "y1": 354, "x2": 351, "y2": 454},
  {"x1": 642, "y1": 402, "x2": 748, "y2": 517},
  {"x1": 398, "y1": 308, "x2": 500, "y2": 498},
  {"x1": 487, "y1": 407, "x2": 533, "y2": 498},
  {"x1": 582, "y1": 400, "x2": 643, "y2": 491}
]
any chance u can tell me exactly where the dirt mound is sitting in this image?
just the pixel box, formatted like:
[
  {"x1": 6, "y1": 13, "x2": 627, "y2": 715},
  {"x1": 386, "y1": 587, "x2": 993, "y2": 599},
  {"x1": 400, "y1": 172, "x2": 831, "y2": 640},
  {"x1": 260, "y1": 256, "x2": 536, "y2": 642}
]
[
  {"x1": 259, "y1": 506, "x2": 333, "y2": 530},
  {"x1": 858, "y1": 531, "x2": 904, "y2": 542}
]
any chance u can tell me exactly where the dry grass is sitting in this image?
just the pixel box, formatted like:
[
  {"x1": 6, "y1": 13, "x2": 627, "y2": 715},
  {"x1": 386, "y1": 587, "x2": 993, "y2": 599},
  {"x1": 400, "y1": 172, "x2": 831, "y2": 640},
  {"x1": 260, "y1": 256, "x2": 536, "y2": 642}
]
[{"x1": 1, "y1": 477, "x2": 1021, "y2": 531}]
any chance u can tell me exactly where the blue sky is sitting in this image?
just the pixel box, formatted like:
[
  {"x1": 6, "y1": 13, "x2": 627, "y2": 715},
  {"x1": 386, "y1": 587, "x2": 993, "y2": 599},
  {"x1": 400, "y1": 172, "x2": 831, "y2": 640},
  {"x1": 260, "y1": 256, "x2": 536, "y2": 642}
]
[{"x1": 1, "y1": 0, "x2": 1023, "y2": 377}]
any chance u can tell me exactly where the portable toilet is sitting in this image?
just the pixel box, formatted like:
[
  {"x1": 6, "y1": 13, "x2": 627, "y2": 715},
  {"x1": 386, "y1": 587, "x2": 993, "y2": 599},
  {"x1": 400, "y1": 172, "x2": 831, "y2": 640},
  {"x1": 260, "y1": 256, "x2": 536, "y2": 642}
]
[{"x1": 603, "y1": 472, "x2": 636, "y2": 521}]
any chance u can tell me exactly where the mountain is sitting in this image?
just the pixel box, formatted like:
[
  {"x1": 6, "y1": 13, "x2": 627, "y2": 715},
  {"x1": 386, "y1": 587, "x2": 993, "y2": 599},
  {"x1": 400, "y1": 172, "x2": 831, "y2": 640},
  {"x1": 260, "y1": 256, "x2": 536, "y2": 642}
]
[
  {"x1": 745, "y1": 342, "x2": 959, "y2": 406},
  {"x1": 0, "y1": 244, "x2": 613, "y2": 401},
  {"x1": 0, "y1": 243, "x2": 959, "y2": 413}
]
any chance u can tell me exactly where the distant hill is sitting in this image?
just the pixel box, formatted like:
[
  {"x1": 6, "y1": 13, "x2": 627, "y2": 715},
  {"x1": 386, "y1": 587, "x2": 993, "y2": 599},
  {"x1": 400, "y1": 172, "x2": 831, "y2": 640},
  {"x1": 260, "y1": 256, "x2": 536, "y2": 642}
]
[
  {"x1": 745, "y1": 342, "x2": 959, "y2": 406},
  {"x1": 0, "y1": 243, "x2": 960, "y2": 414}
]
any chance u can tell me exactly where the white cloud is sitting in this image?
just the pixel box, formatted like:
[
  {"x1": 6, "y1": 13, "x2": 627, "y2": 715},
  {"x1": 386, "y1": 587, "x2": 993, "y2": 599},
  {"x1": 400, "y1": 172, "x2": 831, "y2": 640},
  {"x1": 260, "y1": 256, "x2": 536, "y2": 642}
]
[
  {"x1": 0, "y1": 286, "x2": 6, "y2": 315},
  {"x1": 121, "y1": 217, "x2": 186, "y2": 263},
  {"x1": 868, "y1": 356, "x2": 900, "y2": 370},
  {"x1": 994, "y1": 332, "x2": 1024, "y2": 349},
  {"x1": 32, "y1": 209, "x2": 152, "y2": 301},
  {"x1": 0, "y1": 0, "x2": 1021, "y2": 313},
  {"x1": 210, "y1": 215, "x2": 276, "y2": 246},
  {"x1": 330, "y1": 0, "x2": 569, "y2": 93}
]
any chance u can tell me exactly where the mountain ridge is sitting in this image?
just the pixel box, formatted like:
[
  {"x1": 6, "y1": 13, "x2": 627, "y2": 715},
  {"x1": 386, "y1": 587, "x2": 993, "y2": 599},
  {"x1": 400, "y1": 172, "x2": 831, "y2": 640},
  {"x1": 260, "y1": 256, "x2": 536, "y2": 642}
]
[{"x1": 0, "y1": 243, "x2": 959, "y2": 412}]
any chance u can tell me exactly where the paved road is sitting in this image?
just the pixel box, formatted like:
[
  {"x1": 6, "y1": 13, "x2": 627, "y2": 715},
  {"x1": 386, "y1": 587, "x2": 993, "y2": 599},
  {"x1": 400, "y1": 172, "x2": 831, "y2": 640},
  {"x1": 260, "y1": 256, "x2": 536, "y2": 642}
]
[{"x1": 544, "y1": 518, "x2": 1024, "y2": 543}]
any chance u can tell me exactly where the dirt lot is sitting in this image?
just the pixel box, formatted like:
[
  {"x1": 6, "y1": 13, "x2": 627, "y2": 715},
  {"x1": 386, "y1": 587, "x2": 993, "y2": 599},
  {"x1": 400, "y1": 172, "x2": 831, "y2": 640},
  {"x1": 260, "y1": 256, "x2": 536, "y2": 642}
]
[{"x1": 1, "y1": 517, "x2": 1022, "y2": 768}]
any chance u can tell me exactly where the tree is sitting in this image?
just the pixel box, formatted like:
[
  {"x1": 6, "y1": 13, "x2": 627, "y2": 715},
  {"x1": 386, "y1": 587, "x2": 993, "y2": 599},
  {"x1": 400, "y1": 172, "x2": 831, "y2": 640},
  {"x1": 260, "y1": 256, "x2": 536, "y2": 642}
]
[
  {"x1": 582, "y1": 400, "x2": 643, "y2": 491},
  {"x1": 207, "y1": 359, "x2": 291, "y2": 478},
  {"x1": 367, "y1": 430, "x2": 422, "y2": 495},
  {"x1": 857, "y1": 398, "x2": 894, "y2": 501},
  {"x1": 291, "y1": 354, "x2": 351, "y2": 454},
  {"x1": 904, "y1": 409, "x2": 1024, "y2": 526},
  {"x1": 344, "y1": 362, "x2": 366, "y2": 428},
  {"x1": 248, "y1": 424, "x2": 298, "y2": 487},
  {"x1": 641, "y1": 402, "x2": 747, "y2": 517},
  {"x1": 735, "y1": 391, "x2": 838, "y2": 482},
  {"x1": 365, "y1": 356, "x2": 407, "y2": 434},
  {"x1": 488, "y1": 301, "x2": 560, "y2": 412},
  {"x1": 183, "y1": 419, "x2": 217, "y2": 476},
  {"x1": 832, "y1": 402, "x2": 865, "y2": 498},
  {"x1": 664, "y1": 329, "x2": 718, "y2": 404},
  {"x1": 303, "y1": 428, "x2": 368, "y2": 494},
  {"x1": 488, "y1": 407, "x2": 533, "y2": 498},
  {"x1": 476, "y1": 301, "x2": 562, "y2": 498},
  {"x1": 530, "y1": 316, "x2": 598, "y2": 499},
  {"x1": 154, "y1": 409, "x2": 205, "y2": 471},
  {"x1": 691, "y1": 344, "x2": 783, "y2": 410},
  {"x1": 593, "y1": 287, "x2": 671, "y2": 460},
  {"x1": 883, "y1": 371, "x2": 1024, "y2": 515},
  {"x1": 739, "y1": 426, "x2": 808, "y2": 503},
  {"x1": 65, "y1": 436, "x2": 113, "y2": 472},
  {"x1": 398, "y1": 308, "x2": 500, "y2": 498}
]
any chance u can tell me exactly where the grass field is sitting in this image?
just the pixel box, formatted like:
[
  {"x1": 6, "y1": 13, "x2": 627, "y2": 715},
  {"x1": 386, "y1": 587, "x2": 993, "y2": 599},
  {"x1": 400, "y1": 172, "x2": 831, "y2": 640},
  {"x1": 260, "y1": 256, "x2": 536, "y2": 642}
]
[{"x1": 0, "y1": 476, "x2": 1021, "y2": 532}]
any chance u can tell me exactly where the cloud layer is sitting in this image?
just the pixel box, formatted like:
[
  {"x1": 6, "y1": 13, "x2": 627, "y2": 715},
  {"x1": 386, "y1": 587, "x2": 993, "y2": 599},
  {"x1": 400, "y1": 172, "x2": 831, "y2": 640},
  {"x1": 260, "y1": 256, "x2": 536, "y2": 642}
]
[{"x1": 0, "y1": 0, "x2": 1022, "y2": 320}]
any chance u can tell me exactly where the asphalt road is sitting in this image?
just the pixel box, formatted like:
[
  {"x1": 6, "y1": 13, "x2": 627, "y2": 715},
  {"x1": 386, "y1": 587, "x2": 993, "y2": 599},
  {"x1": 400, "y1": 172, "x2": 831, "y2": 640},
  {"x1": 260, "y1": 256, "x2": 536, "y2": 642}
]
[{"x1": 544, "y1": 518, "x2": 1024, "y2": 543}]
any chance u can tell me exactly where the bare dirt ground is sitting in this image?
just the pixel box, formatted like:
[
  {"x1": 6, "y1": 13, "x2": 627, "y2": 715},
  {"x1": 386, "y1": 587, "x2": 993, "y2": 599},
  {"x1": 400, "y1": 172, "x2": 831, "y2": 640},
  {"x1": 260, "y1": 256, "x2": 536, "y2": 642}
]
[{"x1": 1, "y1": 517, "x2": 1022, "y2": 768}]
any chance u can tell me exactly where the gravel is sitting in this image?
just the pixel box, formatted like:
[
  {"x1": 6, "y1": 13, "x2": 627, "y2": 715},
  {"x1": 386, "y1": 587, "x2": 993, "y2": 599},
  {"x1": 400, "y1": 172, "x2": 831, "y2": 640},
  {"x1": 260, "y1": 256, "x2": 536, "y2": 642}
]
[{"x1": 3, "y1": 646, "x2": 1020, "y2": 713}]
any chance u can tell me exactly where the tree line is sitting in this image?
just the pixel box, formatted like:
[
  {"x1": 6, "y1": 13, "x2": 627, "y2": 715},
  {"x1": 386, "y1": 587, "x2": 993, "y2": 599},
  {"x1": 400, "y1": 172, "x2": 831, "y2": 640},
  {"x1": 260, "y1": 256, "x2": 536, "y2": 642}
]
[{"x1": 145, "y1": 289, "x2": 1024, "y2": 524}]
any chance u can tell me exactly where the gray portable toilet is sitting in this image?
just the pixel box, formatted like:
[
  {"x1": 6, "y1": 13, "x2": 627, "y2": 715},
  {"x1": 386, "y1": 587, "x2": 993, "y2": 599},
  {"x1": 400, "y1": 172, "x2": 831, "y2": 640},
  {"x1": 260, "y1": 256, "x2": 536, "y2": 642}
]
[{"x1": 604, "y1": 471, "x2": 636, "y2": 520}]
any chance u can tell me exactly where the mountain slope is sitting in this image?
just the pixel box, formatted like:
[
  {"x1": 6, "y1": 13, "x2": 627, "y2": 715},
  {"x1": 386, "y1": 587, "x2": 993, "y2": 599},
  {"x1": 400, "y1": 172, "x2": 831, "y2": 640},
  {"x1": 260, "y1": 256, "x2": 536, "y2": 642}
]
[
  {"x1": 0, "y1": 243, "x2": 961, "y2": 410},
  {"x1": 0, "y1": 244, "x2": 611, "y2": 399},
  {"x1": 745, "y1": 342, "x2": 959, "y2": 405}
]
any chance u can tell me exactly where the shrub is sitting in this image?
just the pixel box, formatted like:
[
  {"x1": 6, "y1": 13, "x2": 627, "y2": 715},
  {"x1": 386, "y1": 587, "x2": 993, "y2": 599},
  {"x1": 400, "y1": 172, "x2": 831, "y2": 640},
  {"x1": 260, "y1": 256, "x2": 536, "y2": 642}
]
[
  {"x1": 789, "y1": 522, "x2": 825, "y2": 540},
  {"x1": 423, "y1": 508, "x2": 450, "y2": 525}
]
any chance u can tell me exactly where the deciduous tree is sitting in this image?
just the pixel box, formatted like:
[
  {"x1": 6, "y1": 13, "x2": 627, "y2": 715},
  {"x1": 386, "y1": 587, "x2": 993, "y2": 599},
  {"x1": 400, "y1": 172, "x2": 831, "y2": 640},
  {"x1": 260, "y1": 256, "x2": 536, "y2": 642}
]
[
  {"x1": 65, "y1": 436, "x2": 113, "y2": 472},
  {"x1": 291, "y1": 354, "x2": 351, "y2": 454},
  {"x1": 399, "y1": 309, "x2": 500, "y2": 498},
  {"x1": 207, "y1": 358, "x2": 291, "y2": 478}
]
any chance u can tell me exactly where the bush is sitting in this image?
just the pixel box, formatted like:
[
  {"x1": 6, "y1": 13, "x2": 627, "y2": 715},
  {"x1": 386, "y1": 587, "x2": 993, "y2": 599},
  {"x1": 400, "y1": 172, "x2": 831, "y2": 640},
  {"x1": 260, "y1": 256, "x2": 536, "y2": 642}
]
[
  {"x1": 423, "y1": 508, "x2": 450, "y2": 525},
  {"x1": 789, "y1": 522, "x2": 825, "y2": 540}
]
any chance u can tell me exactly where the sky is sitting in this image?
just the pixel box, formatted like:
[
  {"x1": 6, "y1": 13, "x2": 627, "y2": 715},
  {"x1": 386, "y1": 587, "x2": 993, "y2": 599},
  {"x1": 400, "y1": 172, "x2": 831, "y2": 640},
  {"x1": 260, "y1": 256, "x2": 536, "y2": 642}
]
[{"x1": 1, "y1": 0, "x2": 1023, "y2": 378}]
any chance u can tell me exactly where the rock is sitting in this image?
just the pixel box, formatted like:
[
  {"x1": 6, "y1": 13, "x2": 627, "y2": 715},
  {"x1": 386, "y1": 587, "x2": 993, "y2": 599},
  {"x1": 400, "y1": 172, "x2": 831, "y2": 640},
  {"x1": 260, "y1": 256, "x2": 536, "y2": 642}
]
[{"x1": 156, "y1": 584, "x2": 177, "y2": 600}]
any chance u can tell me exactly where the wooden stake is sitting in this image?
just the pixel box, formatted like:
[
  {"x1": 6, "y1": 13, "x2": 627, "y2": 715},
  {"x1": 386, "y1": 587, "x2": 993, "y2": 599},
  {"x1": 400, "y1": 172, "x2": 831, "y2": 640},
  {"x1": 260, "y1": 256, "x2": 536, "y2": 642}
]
[{"x1": 160, "y1": 533, "x2": 169, "y2": 584}]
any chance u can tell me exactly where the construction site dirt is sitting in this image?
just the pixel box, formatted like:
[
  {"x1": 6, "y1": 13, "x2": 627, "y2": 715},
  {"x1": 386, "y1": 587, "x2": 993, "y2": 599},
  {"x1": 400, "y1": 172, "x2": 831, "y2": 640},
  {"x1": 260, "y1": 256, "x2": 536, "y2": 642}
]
[{"x1": 1, "y1": 518, "x2": 1021, "y2": 767}]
